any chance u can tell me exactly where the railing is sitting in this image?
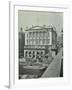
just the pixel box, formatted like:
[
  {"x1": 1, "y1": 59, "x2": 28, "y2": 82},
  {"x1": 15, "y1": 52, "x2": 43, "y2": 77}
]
[{"x1": 42, "y1": 48, "x2": 63, "y2": 77}]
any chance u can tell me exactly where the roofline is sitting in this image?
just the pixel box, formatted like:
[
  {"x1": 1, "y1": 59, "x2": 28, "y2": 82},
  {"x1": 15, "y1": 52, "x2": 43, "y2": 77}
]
[{"x1": 25, "y1": 25, "x2": 55, "y2": 31}]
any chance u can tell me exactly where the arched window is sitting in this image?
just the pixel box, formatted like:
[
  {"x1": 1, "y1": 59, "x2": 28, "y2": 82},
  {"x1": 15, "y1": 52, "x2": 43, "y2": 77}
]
[
  {"x1": 29, "y1": 51, "x2": 31, "y2": 57},
  {"x1": 41, "y1": 51, "x2": 43, "y2": 55},
  {"x1": 37, "y1": 51, "x2": 39, "y2": 55}
]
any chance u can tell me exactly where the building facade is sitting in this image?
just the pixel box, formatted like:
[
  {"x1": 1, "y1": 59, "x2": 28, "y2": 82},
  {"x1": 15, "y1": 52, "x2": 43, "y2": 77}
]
[{"x1": 24, "y1": 25, "x2": 57, "y2": 59}]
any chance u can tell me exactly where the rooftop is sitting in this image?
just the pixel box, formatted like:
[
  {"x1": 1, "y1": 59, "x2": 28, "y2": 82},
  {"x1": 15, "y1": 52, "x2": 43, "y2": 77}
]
[{"x1": 25, "y1": 25, "x2": 56, "y2": 32}]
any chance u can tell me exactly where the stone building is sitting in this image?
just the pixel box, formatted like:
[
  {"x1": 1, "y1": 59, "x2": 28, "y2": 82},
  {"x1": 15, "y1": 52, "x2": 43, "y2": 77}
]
[
  {"x1": 23, "y1": 25, "x2": 57, "y2": 59},
  {"x1": 19, "y1": 27, "x2": 25, "y2": 58}
]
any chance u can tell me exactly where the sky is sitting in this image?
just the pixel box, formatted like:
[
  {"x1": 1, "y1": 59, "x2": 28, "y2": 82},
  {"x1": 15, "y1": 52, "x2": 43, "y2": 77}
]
[{"x1": 18, "y1": 10, "x2": 63, "y2": 36}]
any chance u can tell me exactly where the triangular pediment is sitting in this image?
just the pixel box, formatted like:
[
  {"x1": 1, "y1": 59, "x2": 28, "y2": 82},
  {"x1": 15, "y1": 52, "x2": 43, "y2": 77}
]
[
  {"x1": 30, "y1": 26, "x2": 43, "y2": 30},
  {"x1": 25, "y1": 25, "x2": 56, "y2": 32}
]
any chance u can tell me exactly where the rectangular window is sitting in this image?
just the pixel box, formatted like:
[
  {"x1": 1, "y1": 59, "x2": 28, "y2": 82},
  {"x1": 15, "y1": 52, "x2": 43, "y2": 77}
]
[
  {"x1": 32, "y1": 39, "x2": 34, "y2": 45},
  {"x1": 40, "y1": 40, "x2": 43, "y2": 45},
  {"x1": 26, "y1": 40, "x2": 28, "y2": 45},
  {"x1": 47, "y1": 32, "x2": 50, "y2": 38},
  {"x1": 30, "y1": 40, "x2": 32, "y2": 45},
  {"x1": 46, "y1": 39, "x2": 50, "y2": 44},
  {"x1": 36, "y1": 32, "x2": 39, "y2": 39},
  {"x1": 40, "y1": 32, "x2": 43, "y2": 39},
  {"x1": 43, "y1": 32, "x2": 45, "y2": 38},
  {"x1": 42, "y1": 39, "x2": 45, "y2": 45},
  {"x1": 33, "y1": 32, "x2": 35, "y2": 38},
  {"x1": 36, "y1": 39, "x2": 39, "y2": 45}
]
